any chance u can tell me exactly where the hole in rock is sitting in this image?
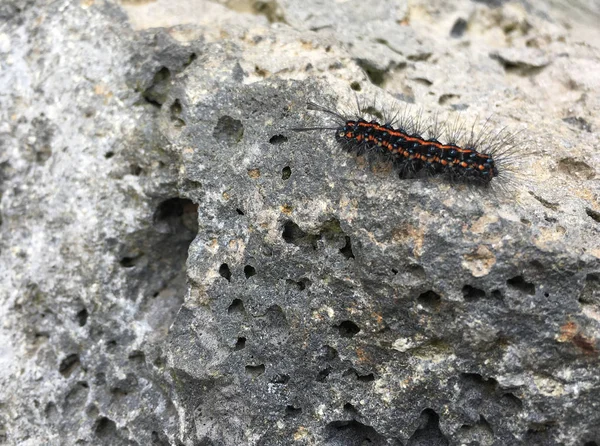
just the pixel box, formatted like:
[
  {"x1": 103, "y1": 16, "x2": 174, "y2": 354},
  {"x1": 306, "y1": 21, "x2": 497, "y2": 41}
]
[
  {"x1": 450, "y1": 17, "x2": 467, "y2": 37},
  {"x1": 337, "y1": 320, "x2": 360, "y2": 338},
  {"x1": 76, "y1": 308, "x2": 88, "y2": 327},
  {"x1": 244, "y1": 265, "x2": 256, "y2": 278},
  {"x1": 235, "y1": 337, "x2": 246, "y2": 350},
  {"x1": 59, "y1": 354, "x2": 80, "y2": 377},
  {"x1": 143, "y1": 66, "x2": 171, "y2": 107},
  {"x1": 219, "y1": 263, "x2": 232, "y2": 281},
  {"x1": 94, "y1": 416, "x2": 117, "y2": 438},
  {"x1": 418, "y1": 290, "x2": 441, "y2": 307},
  {"x1": 245, "y1": 364, "x2": 265, "y2": 378},
  {"x1": 185, "y1": 52, "x2": 197, "y2": 66},
  {"x1": 319, "y1": 345, "x2": 338, "y2": 361},
  {"x1": 282, "y1": 220, "x2": 318, "y2": 249},
  {"x1": 281, "y1": 166, "x2": 292, "y2": 180},
  {"x1": 119, "y1": 255, "x2": 142, "y2": 268},
  {"x1": 270, "y1": 374, "x2": 290, "y2": 384},
  {"x1": 316, "y1": 367, "x2": 332, "y2": 382},
  {"x1": 340, "y1": 236, "x2": 355, "y2": 259},
  {"x1": 213, "y1": 116, "x2": 244, "y2": 144},
  {"x1": 462, "y1": 285, "x2": 486, "y2": 300},
  {"x1": 269, "y1": 134, "x2": 288, "y2": 145},
  {"x1": 325, "y1": 420, "x2": 388, "y2": 445},
  {"x1": 228, "y1": 299, "x2": 245, "y2": 315},
  {"x1": 153, "y1": 197, "x2": 198, "y2": 234},
  {"x1": 407, "y1": 408, "x2": 449, "y2": 446},
  {"x1": 128, "y1": 350, "x2": 145, "y2": 364},
  {"x1": 343, "y1": 402, "x2": 359, "y2": 416},
  {"x1": 343, "y1": 368, "x2": 375, "y2": 382},
  {"x1": 286, "y1": 277, "x2": 311, "y2": 291},
  {"x1": 286, "y1": 405, "x2": 302, "y2": 417},
  {"x1": 507, "y1": 275, "x2": 535, "y2": 295},
  {"x1": 170, "y1": 99, "x2": 185, "y2": 127},
  {"x1": 358, "y1": 373, "x2": 375, "y2": 382},
  {"x1": 586, "y1": 208, "x2": 600, "y2": 223},
  {"x1": 491, "y1": 290, "x2": 503, "y2": 299}
]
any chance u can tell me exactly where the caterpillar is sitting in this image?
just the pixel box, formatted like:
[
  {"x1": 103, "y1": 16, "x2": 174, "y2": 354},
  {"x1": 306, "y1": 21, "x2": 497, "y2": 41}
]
[{"x1": 293, "y1": 97, "x2": 521, "y2": 189}]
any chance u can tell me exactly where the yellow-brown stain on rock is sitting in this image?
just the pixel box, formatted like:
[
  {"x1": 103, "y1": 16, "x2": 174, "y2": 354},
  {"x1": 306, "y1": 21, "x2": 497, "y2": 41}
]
[
  {"x1": 207, "y1": 238, "x2": 219, "y2": 253},
  {"x1": 557, "y1": 320, "x2": 597, "y2": 355},
  {"x1": 280, "y1": 204, "x2": 293, "y2": 215},
  {"x1": 94, "y1": 83, "x2": 113, "y2": 98},
  {"x1": 534, "y1": 226, "x2": 566, "y2": 250},
  {"x1": 468, "y1": 214, "x2": 499, "y2": 235},
  {"x1": 462, "y1": 245, "x2": 496, "y2": 277},
  {"x1": 392, "y1": 223, "x2": 424, "y2": 258},
  {"x1": 355, "y1": 347, "x2": 371, "y2": 364},
  {"x1": 293, "y1": 426, "x2": 309, "y2": 441},
  {"x1": 247, "y1": 168, "x2": 260, "y2": 178}
]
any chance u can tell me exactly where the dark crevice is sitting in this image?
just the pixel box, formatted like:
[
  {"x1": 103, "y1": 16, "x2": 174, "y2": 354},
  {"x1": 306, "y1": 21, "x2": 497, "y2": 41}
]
[
  {"x1": 337, "y1": 320, "x2": 360, "y2": 338},
  {"x1": 450, "y1": 17, "x2": 468, "y2": 37},
  {"x1": 462, "y1": 285, "x2": 486, "y2": 300},
  {"x1": 153, "y1": 198, "x2": 198, "y2": 234},
  {"x1": 340, "y1": 236, "x2": 355, "y2": 259},
  {"x1": 407, "y1": 409, "x2": 449, "y2": 446},
  {"x1": 143, "y1": 66, "x2": 171, "y2": 107},
  {"x1": 282, "y1": 220, "x2": 319, "y2": 249},
  {"x1": 128, "y1": 350, "x2": 145, "y2": 364},
  {"x1": 94, "y1": 416, "x2": 117, "y2": 438},
  {"x1": 269, "y1": 134, "x2": 288, "y2": 145},
  {"x1": 234, "y1": 337, "x2": 246, "y2": 350},
  {"x1": 228, "y1": 299, "x2": 245, "y2": 315},
  {"x1": 170, "y1": 99, "x2": 185, "y2": 127},
  {"x1": 244, "y1": 265, "x2": 256, "y2": 279},
  {"x1": 343, "y1": 368, "x2": 375, "y2": 382},
  {"x1": 355, "y1": 59, "x2": 389, "y2": 86},
  {"x1": 418, "y1": 290, "x2": 441, "y2": 307},
  {"x1": 316, "y1": 366, "x2": 332, "y2": 382},
  {"x1": 213, "y1": 116, "x2": 244, "y2": 144},
  {"x1": 286, "y1": 277, "x2": 311, "y2": 291},
  {"x1": 319, "y1": 345, "x2": 338, "y2": 361},
  {"x1": 270, "y1": 374, "x2": 290, "y2": 384},
  {"x1": 245, "y1": 364, "x2": 265, "y2": 378},
  {"x1": 325, "y1": 420, "x2": 389, "y2": 445},
  {"x1": 59, "y1": 354, "x2": 80, "y2": 377},
  {"x1": 285, "y1": 405, "x2": 302, "y2": 417},
  {"x1": 76, "y1": 308, "x2": 88, "y2": 327},
  {"x1": 507, "y1": 275, "x2": 535, "y2": 295},
  {"x1": 119, "y1": 254, "x2": 143, "y2": 268},
  {"x1": 343, "y1": 402, "x2": 359, "y2": 417},
  {"x1": 586, "y1": 208, "x2": 600, "y2": 223},
  {"x1": 219, "y1": 263, "x2": 232, "y2": 282}
]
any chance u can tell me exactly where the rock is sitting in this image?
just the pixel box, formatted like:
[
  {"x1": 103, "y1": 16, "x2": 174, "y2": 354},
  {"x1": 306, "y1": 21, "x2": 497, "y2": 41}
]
[{"x1": 1, "y1": 0, "x2": 600, "y2": 445}]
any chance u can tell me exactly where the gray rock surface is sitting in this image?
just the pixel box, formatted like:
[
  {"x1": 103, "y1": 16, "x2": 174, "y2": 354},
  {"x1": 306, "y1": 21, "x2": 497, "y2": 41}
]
[{"x1": 1, "y1": 0, "x2": 600, "y2": 445}]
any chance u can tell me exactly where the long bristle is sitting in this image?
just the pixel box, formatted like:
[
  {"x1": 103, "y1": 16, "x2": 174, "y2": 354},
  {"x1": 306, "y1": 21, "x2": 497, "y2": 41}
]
[{"x1": 291, "y1": 92, "x2": 528, "y2": 192}]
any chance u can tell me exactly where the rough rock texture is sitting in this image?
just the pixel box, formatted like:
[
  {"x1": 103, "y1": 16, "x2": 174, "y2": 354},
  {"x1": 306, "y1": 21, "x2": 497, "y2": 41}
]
[{"x1": 1, "y1": 0, "x2": 600, "y2": 445}]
